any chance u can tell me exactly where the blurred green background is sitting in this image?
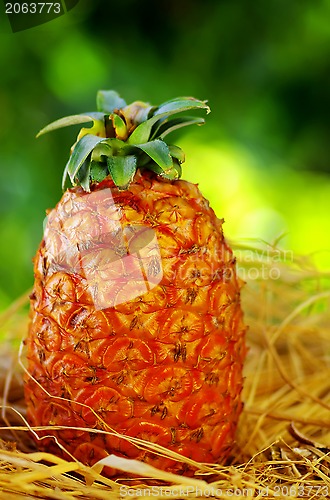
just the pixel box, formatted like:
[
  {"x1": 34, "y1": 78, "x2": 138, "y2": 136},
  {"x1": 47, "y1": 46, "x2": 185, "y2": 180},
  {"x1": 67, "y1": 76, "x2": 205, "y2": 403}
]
[{"x1": 0, "y1": 0, "x2": 329, "y2": 308}]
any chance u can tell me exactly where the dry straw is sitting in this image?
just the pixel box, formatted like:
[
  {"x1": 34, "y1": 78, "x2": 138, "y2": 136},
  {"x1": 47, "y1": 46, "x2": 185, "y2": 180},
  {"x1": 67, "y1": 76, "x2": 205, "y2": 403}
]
[{"x1": 0, "y1": 240, "x2": 329, "y2": 499}]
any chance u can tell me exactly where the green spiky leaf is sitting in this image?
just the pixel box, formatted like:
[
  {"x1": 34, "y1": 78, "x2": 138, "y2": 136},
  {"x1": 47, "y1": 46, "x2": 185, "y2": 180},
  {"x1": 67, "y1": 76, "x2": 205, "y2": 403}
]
[
  {"x1": 76, "y1": 156, "x2": 92, "y2": 192},
  {"x1": 36, "y1": 113, "x2": 104, "y2": 137},
  {"x1": 128, "y1": 97, "x2": 210, "y2": 145},
  {"x1": 37, "y1": 90, "x2": 210, "y2": 192},
  {"x1": 97, "y1": 90, "x2": 127, "y2": 113},
  {"x1": 154, "y1": 97, "x2": 210, "y2": 117},
  {"x1": 91, "y1": 141, "x2": 112, "y2": 162},
  {"x1": 153, "y1": 116, "x2": 205, "y2": 140},
  {"x1": 66, "y1": 135, "x2": 109, "y2": 185},
  {"x1": 112, "y1": 113, "x2": 127, "y2": 140},
  {"x1": 134, "y1": 139, "x2": 173, "y2": 173},
  {"x1": 90, "y1": 161, "x2": 109, "y2": 183},
  {"x1": 168, "y1": 145, "x2": 185, "y2": 163},
  {"x1": 107, "y1": 155, "x2": 137, "y2": 188},
  {"x1": 148, "y1": 160, "x2": 181, "y2": 180}
]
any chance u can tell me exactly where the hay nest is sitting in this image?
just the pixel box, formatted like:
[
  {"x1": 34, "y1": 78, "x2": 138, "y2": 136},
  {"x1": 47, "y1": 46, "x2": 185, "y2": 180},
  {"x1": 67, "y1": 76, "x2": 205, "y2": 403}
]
[{"x1": 0, "y1": 241, "x2": 329, "y2": 499}]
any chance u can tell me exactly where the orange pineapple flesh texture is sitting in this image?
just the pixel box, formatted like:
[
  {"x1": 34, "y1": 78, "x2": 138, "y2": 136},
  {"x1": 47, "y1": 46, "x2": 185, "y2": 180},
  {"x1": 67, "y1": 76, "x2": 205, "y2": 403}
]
[
  {"x1": 25, "y1": 171, "x2": 246, "y2": 474},
  {"x1": 24, "y1": 91, "x2": 246, "y2": 476}
]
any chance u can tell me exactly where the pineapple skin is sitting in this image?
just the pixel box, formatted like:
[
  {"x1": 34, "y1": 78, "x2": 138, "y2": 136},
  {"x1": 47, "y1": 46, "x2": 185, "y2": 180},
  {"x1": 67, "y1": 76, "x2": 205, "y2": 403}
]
[{"x1": 24, "y1": 170, "x2": 246, "y2": 474}]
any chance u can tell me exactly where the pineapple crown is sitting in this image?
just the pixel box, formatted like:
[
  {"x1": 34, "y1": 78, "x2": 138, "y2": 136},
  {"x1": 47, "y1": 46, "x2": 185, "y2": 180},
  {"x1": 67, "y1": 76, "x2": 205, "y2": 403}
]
[{"x1": 37, "y1": 90, "x2": 210, "y2": 191}]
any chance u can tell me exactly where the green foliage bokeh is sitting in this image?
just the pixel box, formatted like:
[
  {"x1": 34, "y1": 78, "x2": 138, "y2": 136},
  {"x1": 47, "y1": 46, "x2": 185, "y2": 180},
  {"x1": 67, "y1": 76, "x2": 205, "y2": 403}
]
[{"x1": 0, "y1": 0, "x2": 329, "y2": 307}]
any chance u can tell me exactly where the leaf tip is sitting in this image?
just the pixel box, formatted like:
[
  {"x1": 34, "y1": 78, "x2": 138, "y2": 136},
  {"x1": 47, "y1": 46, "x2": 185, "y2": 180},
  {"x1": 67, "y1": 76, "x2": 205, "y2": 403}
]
[
  {"x1": 36, "y1": 128, "x2": 45, "y2": 139},
  {"x1": 203, "y1": 100, "x2": 211, "y2": 114}
]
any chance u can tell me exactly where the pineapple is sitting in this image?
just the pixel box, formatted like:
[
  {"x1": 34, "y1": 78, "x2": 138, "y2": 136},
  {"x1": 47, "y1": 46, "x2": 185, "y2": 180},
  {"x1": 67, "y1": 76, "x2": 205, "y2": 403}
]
[{"x1": 24, "y1": 91, "x2": 246, "y2": 475}]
